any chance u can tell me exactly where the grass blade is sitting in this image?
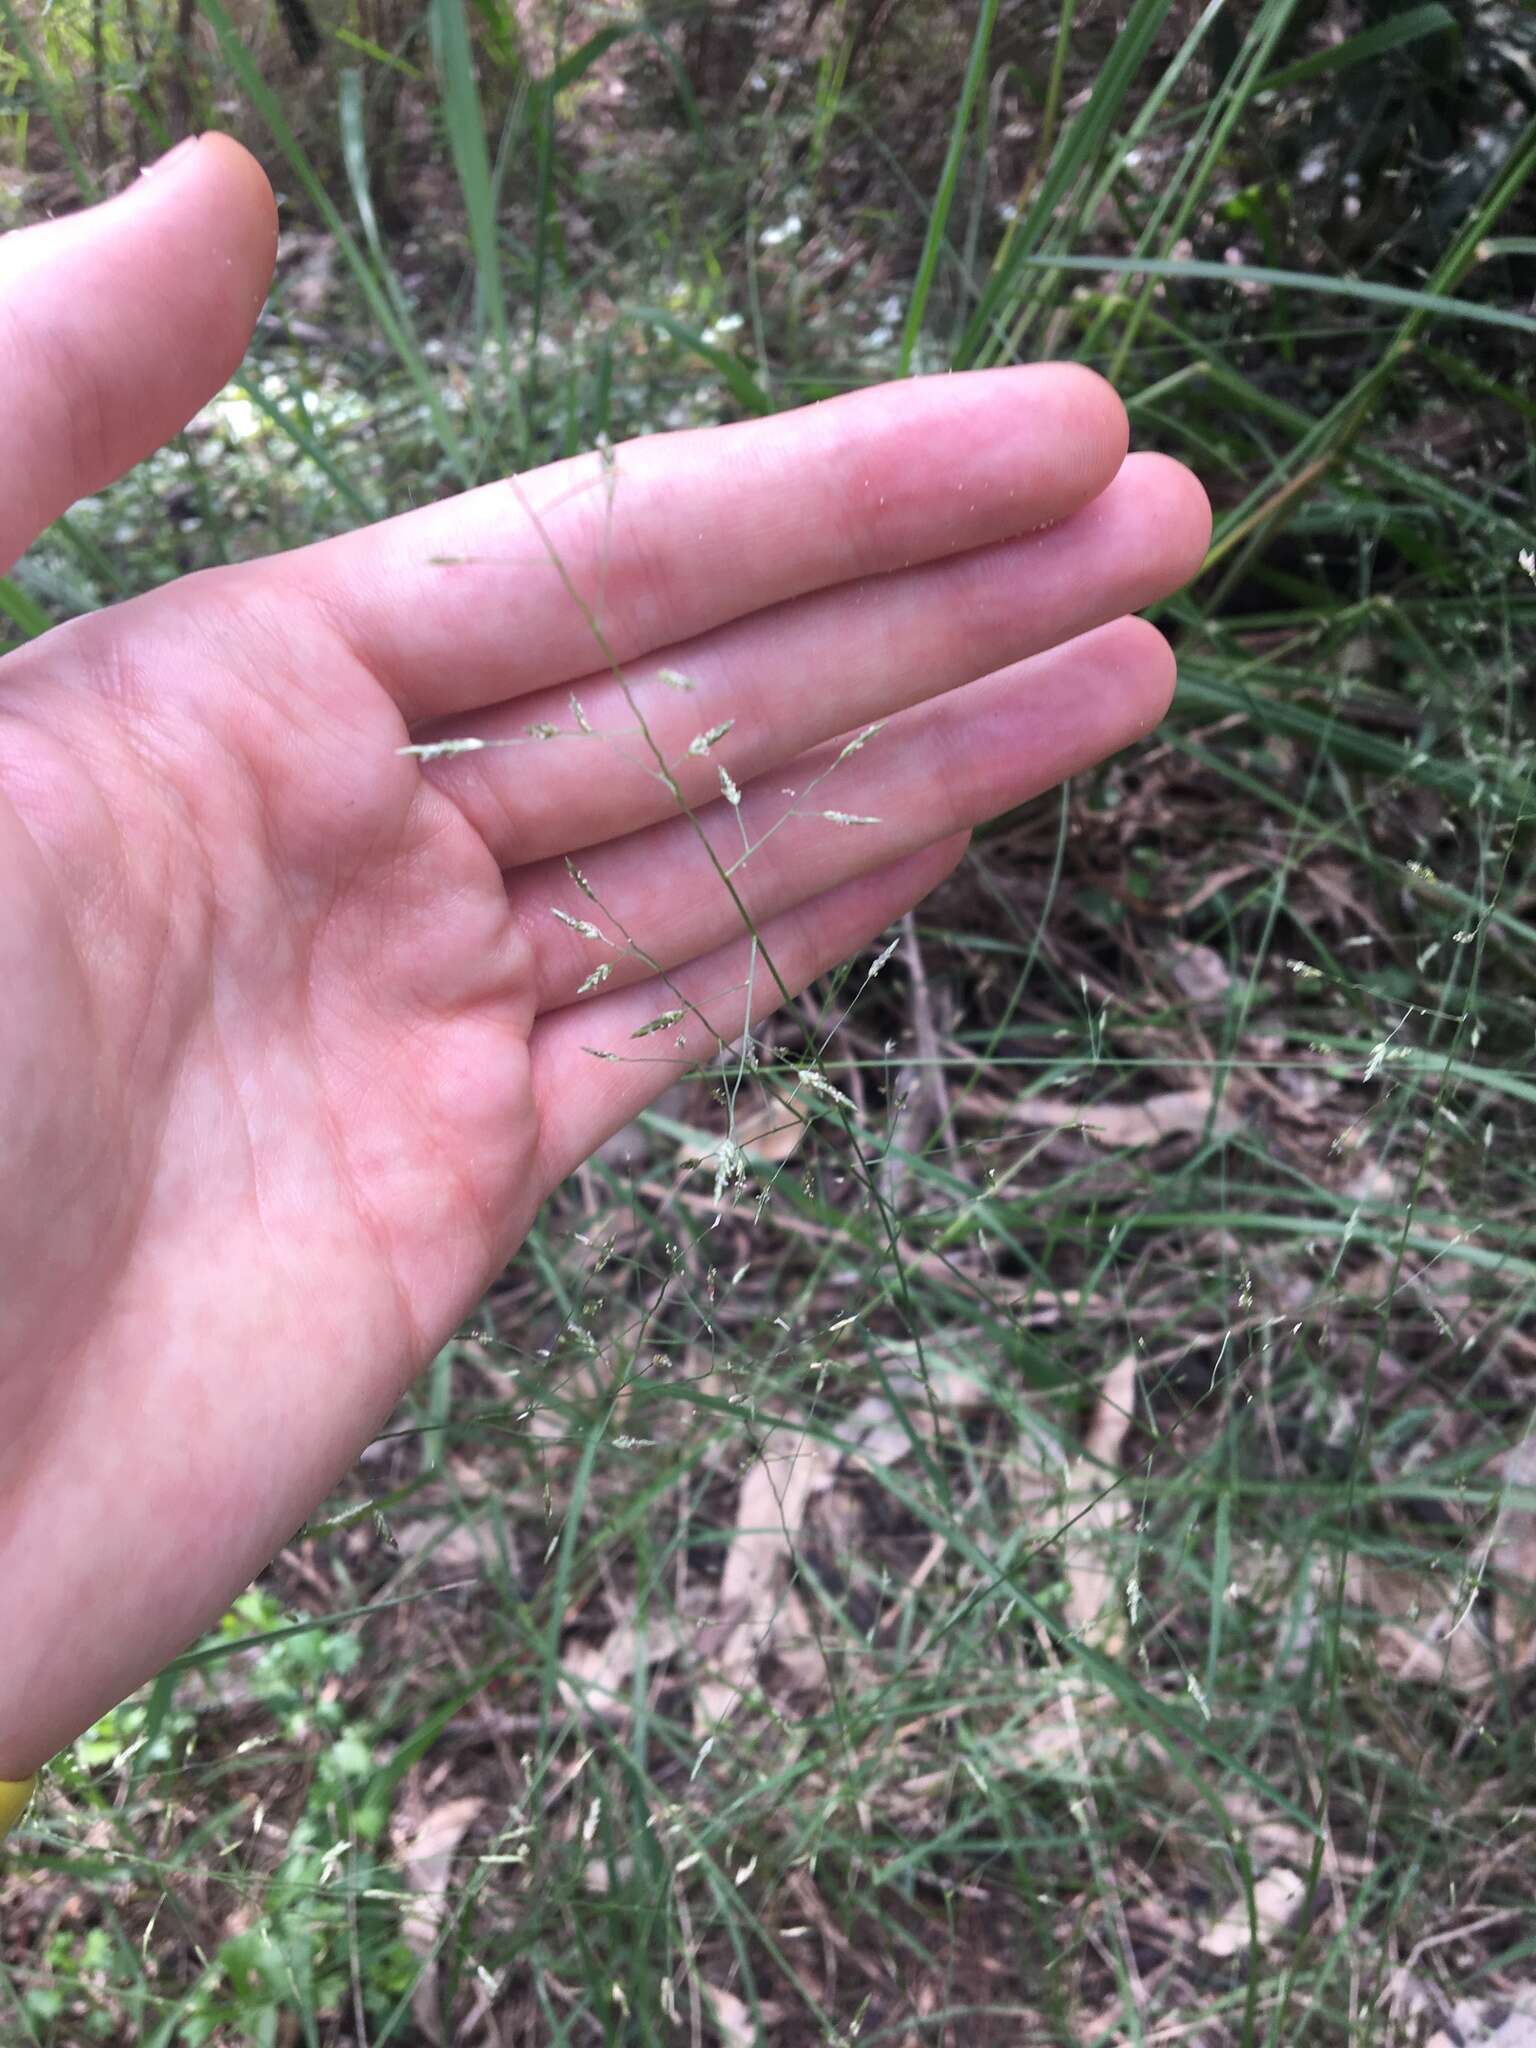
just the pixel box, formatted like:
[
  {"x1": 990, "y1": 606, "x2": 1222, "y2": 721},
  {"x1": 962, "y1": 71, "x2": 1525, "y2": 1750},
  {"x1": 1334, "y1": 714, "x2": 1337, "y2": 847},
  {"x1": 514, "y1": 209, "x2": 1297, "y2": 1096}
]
[{"x1": 899, "y1": 0, "x2": 1000, "y2": 374}]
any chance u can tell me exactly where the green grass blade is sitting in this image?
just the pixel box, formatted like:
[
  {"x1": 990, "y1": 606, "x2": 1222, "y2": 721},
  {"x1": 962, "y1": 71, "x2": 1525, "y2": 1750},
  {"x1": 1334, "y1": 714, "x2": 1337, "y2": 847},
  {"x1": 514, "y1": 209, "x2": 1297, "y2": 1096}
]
[
  {"x1": 197, "y1": 0, "x2": 474, "y2": 486},
  {"x1": 0, "y1": 577, "x2": 53, "y2": 640},
  {"x1": 229, "y1": 371, "x2": 377, "y2": 522},
  {"x1": 899, "y1": 0, "x2": 1000, "y2": 373},
  {"x1": 626, "y1": 307, "x2": 773, "y2": 414},
  {"x1": 1022, "y1": 250, "x2": 1536, "y2": 338},
  {"x1": 956, "y1": 0, "x2": 1178, "y2": 365},
  {"x1": 0, "y1": 0, "x2": 92, "y2": 198},
  {"x1": 430, "y1": 0, "x2": 523, "y2": 451},
  {"x1": 1258, "y1": 0, "x2": 1456, "y2": 92}
]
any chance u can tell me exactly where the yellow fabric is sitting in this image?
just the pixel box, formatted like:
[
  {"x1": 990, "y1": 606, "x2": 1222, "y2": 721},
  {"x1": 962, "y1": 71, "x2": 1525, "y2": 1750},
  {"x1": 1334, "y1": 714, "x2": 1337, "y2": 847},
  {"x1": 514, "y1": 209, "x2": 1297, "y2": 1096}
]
[{"x1": 0, "y1": 1776, "x2": 36, "y2": 1838}]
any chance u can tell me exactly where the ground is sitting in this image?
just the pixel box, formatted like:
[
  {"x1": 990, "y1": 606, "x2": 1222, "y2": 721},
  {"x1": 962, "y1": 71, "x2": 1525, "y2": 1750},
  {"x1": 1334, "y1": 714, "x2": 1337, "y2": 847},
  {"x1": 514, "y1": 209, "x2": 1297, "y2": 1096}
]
[{"x1": 3, "y1": 0, "x2": 1536, "y2": 2041}]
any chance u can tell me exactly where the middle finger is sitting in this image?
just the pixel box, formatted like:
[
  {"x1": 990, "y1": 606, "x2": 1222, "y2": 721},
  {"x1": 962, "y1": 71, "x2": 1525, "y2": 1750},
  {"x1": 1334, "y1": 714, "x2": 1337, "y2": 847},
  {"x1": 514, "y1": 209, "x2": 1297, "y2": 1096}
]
[
  {"x1": 423, "y1": 453, "x2": 1207, "y2": 869},
  {"x1": 512, "y1": 613, "x2": 1174, "y2": 1017}
]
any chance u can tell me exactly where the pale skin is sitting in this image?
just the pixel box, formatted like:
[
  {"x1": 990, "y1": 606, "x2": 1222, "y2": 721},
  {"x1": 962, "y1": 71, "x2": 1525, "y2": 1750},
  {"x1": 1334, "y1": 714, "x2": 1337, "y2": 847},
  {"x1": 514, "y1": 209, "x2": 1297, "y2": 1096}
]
[{"x1": 0, "y1": 136, "x2": 1210, "y2": 1782}]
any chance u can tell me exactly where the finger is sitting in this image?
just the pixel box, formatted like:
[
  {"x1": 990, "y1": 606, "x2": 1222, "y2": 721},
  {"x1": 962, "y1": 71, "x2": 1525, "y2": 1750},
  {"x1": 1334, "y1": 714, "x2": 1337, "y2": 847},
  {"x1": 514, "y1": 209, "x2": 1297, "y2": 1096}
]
[
  {"x1": 530, "y1": 834, "x2": 969, "y2": 1192},
  {"x1": 303, "y1": 365, "x2": 1129, "y2": 723},
  {"x1": 0, "y1": 134, "x2": 277, "y2": 573},
  {"x1": 428, "y1": 453, "x2": 1209, "y2": 868},
  {"x1": 516, "y1": 615, "x2": 1172, "y2": 1013}
]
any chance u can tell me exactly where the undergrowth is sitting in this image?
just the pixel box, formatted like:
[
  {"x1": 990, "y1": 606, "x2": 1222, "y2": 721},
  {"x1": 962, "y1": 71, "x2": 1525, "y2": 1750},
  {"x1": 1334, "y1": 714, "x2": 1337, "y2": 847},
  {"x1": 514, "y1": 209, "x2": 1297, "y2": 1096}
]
[{"x1": 3, "y1": 0, "x2": 1536, "y2": 2042}]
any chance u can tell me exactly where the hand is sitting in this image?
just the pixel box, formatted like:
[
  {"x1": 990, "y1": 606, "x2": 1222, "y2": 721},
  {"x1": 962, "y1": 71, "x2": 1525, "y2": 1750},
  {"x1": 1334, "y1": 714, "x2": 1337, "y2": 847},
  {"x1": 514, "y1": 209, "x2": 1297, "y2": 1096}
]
[{"x1": 0, "y1": 137, "x2": 1209, "y2": 1778}]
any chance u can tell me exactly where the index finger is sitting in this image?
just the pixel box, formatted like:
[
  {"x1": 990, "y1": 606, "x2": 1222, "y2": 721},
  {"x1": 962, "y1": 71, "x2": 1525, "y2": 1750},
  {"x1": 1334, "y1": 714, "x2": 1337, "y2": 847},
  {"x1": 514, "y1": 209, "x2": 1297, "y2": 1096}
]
[{"x1": 294, "y1": 365, "x2": 1128, "y2": 726}]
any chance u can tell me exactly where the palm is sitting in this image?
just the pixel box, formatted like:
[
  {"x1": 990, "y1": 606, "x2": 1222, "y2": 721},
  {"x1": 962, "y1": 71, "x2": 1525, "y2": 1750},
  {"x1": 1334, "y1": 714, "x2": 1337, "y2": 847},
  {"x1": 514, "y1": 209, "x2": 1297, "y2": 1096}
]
[
  {"x1": 3, "y1": 584, "x2": 529, "y2": 1340},
  {"x1": 0, "y1": 138, "x2": 1208, "y2": 1778},
  {"x1": 0, "y1": 583, "x2": 541, "y2": 1741}
]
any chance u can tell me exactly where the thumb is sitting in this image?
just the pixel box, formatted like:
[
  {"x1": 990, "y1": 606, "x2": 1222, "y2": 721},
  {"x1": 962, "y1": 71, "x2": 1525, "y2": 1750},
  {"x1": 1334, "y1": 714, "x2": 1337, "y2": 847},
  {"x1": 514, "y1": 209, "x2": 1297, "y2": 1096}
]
[{"x1": 0, "y1": 134, "x2": 278, "y2": 576}]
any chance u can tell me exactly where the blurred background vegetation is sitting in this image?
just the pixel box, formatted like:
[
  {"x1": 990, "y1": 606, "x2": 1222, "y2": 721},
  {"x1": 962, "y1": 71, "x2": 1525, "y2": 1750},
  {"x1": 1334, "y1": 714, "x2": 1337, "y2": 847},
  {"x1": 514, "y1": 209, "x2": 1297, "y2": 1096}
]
[{"x1": 2, "y1": 0, "x2": 1536, "y2": 2042}]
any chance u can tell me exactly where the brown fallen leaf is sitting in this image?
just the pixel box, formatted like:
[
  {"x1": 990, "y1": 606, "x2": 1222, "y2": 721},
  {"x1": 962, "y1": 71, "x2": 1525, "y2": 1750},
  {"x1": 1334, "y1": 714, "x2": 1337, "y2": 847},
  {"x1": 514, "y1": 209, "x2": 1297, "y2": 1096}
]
[
  {"x1": 730, "y1": 1097, "x2": 808, "y2": 1165},
  {"x1": 838, "y1": 1350, "x2": 993, "y2": 1471},
  {"x1": 560, "y1": 1613, "x2": 690, "y2": 1724},
  {"x1": 395, "y1": 1515, "x2": 499, "y2": 1576},
  {"x1": 582, "y1": 1851, "x2": 635, "y2": 1895},
  {"x1": 702, "y1": 1980, "x2": 760, "y2": 2047},
  {"x1": 768, "y1": 1582, "x2": 829, "y2": 1694},
  {"x1": 876, "y1": 911, "x2": 962, "y2": 1211},
  {"x1": 1359, "y1": 1431, "x2": 1536, "y2": 1696},
  {"x1": 1348, "y1": 1559, "x2": 1494, "y2": 1691},
  {"x1": 1428, "y1": 1993, "x2": 1536, "y2": 2048},
  {"x1": 396, "y1": 1797, "x2": 484, "y2": 2044},
  {"x1": 1167, "y1": 938, "x2": 1233, "y2": 1004},
  {"x1": 672, "y1": 1097, "x2": 807, "y2": 1180},
  {"x1": 695, "y1": 1419, "x2": 836, "y2": 1731},
  {"x1": 1012, "y1": 1088, "x2": 1239, "y2": 1148},
  {"x1": 1062, "y1": 1355, "x2": 1138, "y2": 1648},
  {"x1": 1198, "y1": 1865, "x2": 1308, "y2": 1959},
  {"x1": 994, "y1": 1676, "x2": 1111, "y2": 1772},
  {"x1": 1491, "y1": 1432, "x2": 1536, "y2": 1665}
]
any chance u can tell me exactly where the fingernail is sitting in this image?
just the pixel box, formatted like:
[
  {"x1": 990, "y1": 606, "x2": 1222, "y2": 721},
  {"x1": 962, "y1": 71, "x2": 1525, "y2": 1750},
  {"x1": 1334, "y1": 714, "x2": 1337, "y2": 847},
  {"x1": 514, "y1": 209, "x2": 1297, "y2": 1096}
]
[{"x1": 142, "y1": 134, "x2": 202, "y2": 178}]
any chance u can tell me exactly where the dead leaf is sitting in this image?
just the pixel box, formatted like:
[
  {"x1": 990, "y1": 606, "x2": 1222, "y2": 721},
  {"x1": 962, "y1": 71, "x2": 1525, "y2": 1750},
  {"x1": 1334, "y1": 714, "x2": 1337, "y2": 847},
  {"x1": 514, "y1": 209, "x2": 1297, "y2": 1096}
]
[
  {"x1": 582, "y1": 1851, "x2": 635, "y2": 1895},
  {"x1": 838, "y1": 1351, "x2": 992, "y2": 1471},
  {"x1": 395, "y1": 1516, "x2": 499, "y2": 1575},
  {"x1": 1011, "y1": 1087, "x2": 1239, "y2": 1148},
  {"x1": 1348, "y1": 1559, "x2": 1493, "y2": 1691},
  {"x1": 1062, "y1": 1355, "x2": 1138, "y2": 1648},
  {"x1": 559, "y1": 1614, "x2": 689, "y2": 1724},
  {"x1": 995, "y1": 1677, "x2": 1110, "y2": 1771},
  {"x1": 769, "y1": 1583, "x2": 830, "y2": 1694},
  {"x1": 396, "y1": 1797, "x2": 483, "y2": 2043},
  {"x1": 1359, "y1": 1433, "x2": 1536, "y2": 1698},
  {"x1": 1428, "y1": 1993, "x2": 1536, "y2": 2048},
  {"x1": 1198, "y1": 1865, "x2": 1308, "y2": 1959},
  {"x1": 1167, "y1": 939, "x2": 1232, "y2": 1004},
  {"x1": 672, "y1": 1098, "x2": 807, "y2": 1179},
  {"x1": 283, "y1": 231, "x2": 337, "y2": 315},
  {"x1": 731, "y1": 1098, "x2": 807, "y2": 1165},
  {"x1": 1006, "y1": 1427, "x2": 1065, "y2": 1535},
  {"x1": 703, "y1": 1981, "x2": 759, "y2": 2047},
  {"x1": 1492, "y1": 1434, "x2": 1536, "y2": 1664},
  {"x1": 695, "y1": 1419, "x2": 836, "y2": 1730},
  {"x1": 1341, "y1": 1157, "x2": 1401, "y2": 1205}
]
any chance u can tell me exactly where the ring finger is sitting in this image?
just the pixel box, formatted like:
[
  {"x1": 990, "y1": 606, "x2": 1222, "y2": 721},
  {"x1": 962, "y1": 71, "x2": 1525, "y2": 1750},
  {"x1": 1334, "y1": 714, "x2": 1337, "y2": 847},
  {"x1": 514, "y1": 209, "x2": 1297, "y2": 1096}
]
[
  {"x1": 421, "y1": 453, "x2": 1208, "y2": 868},
  {"x1": 513, "y1": 614, "x2": 1172, "y2": 1016}
]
